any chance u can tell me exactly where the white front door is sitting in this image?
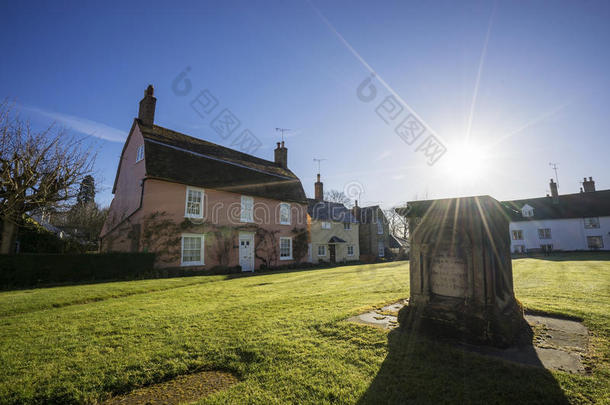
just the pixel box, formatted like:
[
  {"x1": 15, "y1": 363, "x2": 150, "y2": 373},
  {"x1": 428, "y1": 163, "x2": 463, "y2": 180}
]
[{"x1": 239, "y1": 232, "x2": 255, "y2": 272}]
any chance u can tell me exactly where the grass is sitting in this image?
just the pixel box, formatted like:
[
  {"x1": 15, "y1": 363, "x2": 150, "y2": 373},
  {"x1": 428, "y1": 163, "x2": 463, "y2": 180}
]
[{"x1": 0, "y1": 257, "x2": 608, "y2": 404}]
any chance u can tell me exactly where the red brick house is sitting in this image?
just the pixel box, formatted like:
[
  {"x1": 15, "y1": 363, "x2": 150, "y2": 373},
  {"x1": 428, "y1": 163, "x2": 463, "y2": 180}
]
[{"x1": 100, "y1": 86, "x2": 309, "y2": 271}]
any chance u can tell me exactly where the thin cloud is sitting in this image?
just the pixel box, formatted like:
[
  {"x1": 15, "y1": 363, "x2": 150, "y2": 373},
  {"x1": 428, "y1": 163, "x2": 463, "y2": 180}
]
[
  {"x1": 375, "y1": 150, "x2": 392, "y2": 161},
  {"x1": 20, "y1": 104, "x2": 126, "y2": 143}
]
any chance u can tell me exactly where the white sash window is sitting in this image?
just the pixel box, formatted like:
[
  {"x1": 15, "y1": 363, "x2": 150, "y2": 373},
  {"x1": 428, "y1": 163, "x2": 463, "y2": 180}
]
[{"x1": 241, "y1": 196, "x2": 254, "y2": 222}]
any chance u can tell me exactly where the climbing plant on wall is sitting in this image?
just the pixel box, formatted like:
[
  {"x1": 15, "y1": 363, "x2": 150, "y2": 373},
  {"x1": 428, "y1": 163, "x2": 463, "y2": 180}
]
[
  {"x1": 108, "y1": 210, "x2": 307, "y2": 270},
  {"x1": 291, "y1": 227, "x2": 309, "y2": 264},
  {"x1": 254, "y1": 228, "x2": 280, "y2": 269},
  {"x1": 141, "y1": 212, "x2": 182, "y2": 264}
]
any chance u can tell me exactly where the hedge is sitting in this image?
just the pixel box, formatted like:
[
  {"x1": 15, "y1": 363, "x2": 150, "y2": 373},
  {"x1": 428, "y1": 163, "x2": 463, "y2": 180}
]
[{"x1": 0, "y1": 253, "x2": 156, "y2": 289}]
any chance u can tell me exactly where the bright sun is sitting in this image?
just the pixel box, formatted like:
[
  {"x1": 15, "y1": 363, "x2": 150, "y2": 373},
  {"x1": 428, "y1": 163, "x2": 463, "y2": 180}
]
[{"x1": 443, "y1": 142, "x2": 488, "y2": 182}]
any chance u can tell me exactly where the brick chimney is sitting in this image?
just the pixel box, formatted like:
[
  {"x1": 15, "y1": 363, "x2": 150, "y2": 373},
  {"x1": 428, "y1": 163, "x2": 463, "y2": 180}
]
[
  {"x1": 314, "y1": 173, "x2": 324, "y2": 201},
  {"x1": 138, "y1": 85, "x2": 156, "y2": 126},
  {"x1": 274, "y1": 141, "x2": 287, "y2": 168},
  {"x1": 583, "y1": 176, "x2": 596, "y2": 192},
  {"x1": 549, "y1": 178, "x2": 558, "y2": 198},
  {"x1": 352, "y1": 199, "x2": 361, "y2": 221}
]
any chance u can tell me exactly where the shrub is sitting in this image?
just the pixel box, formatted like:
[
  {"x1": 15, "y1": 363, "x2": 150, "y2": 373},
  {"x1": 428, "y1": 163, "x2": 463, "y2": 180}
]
[
  {"x1": 15, "y1": 217, "x2": 89, "y2": 254},
  {"x1": 0, "y1": 253, "x2": 156, "y2": 289}
]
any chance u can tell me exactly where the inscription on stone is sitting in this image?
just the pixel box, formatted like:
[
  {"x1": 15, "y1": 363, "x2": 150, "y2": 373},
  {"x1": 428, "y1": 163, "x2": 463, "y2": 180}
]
[{"x1": 430, "y1": 253, "x2": 467, "y2": 298}]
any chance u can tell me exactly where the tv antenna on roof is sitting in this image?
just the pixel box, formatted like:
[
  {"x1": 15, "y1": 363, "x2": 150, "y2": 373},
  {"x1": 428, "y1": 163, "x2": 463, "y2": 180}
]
[
  {"x1": 549, "y1": 162, "x2": 559, "y2": 188},
  {"x1": 275, "y1": 127, "x2": 290, "y2": 142},
  {"x1": 313, "y1": 158, "x2": 326, "y2": 174}
]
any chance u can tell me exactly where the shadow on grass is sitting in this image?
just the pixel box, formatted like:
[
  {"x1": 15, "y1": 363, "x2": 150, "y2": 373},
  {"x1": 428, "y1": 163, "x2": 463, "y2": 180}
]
[
  {"x1": 225, "y1": 260, "x2": 408, "y2": 280},
  {"x1": 357, "y1": 327, "x2": 569, "y2": 405}
]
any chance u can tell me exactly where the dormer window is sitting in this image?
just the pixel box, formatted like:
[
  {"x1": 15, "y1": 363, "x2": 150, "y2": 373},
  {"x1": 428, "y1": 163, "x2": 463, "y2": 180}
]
[
  {"x1": 521, "y1": 204, "x2": 534, "y2": 218},
  {"x1": 136, "y1": 145, "x2": 144, "y2": 162}
]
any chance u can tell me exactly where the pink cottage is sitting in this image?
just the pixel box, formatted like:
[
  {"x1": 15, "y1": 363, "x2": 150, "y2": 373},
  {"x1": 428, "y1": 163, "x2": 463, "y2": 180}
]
[{"x1": 100, "y1": 86, "x2": 309, "y2": 271}]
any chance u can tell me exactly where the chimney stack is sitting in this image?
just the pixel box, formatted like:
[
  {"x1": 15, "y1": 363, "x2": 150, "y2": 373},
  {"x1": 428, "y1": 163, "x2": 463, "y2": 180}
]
[
  {"x1": 549, "y1": 178, "x2": 558, "y2": 198},
  {"x1": 274, "y1": 141, "x2": 288, "y2": 168},
  {"x1": 138, "y1": 85, "x2": 156, "y2": 126},
  {"x1": 583, "y1": 176, "x2": 596, "y2": 192},
  {"x1": 314, "y1": 173, "x2": 324, "y2": 201},
  {"x1": 352, "y1": 199, "x2": 361, "y2": 221}
]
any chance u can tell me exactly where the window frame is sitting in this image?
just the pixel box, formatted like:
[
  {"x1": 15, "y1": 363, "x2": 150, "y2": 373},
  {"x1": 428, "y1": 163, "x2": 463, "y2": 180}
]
[
  {"x1": 584, "y1": 217, "x2": 600, "y2": 229},
  {"x1": 377, "y1": 221, "x2": 383, "y2": 235},
  {"x1": 136, "y1": 145, "x2": 144, "y2": 163},
  {"x1": 538, "y1": 228, "x2": 552, "y2": 240},
  {"x1": 344, "y1": 222, "x2": 351, "y2": 230},
  {"x1": 317, "y1": 245, "x2": 326, "y2": 256},
  {"x1": 279, "y1": 236, "x2": 293, "y2": 260},
  {"x1": 184, "y1": 186, "x2": 205, "y2": 219},
  {"x1": 181, "y1": 233, "x2": 204, "y2": 266},
  {"x1": 512, "y1": 230, "x2": 523, "y2": 240},
  {"x1": 587, "y1": 235, "x2": 604, "y2": 249},
  {"x1": 347, "y1": 245, "x2": 354, "y2": 256},
  {"x1": 241, "y1": 195, "x2": 254, "y2": 223},
  {"x1": 321, "y1": 221, "x2": 331, "y2": 229},
  {"x1": 378, "y1": 241, "x2": 385, "y2": 257},
  {"x1": 279, "y1": 202, "x2": 291, "y2": 225}
]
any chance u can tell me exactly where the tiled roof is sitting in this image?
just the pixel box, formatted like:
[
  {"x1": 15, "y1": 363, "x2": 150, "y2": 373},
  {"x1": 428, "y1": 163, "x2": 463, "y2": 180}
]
[
  {"x1": 502, "y1": 190, "x2": 610, "y2": 221},
  {"x1": 307, "y1": 199, "x2": 357, "y2": 223},
  {"x1": 358, "y1": 205, "x2": 383, "y2": 224},
  {"x1": 139, "y1": 121, "x2": 307, "y2": 203},
  {"x1": 396, "y1": 190, "x2": 610, "y2": 222}
]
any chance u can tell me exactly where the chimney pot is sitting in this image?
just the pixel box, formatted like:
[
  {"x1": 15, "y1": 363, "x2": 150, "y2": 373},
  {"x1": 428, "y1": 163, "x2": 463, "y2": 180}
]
[
  {"x1": 274, "y1": 141, "x2": 287, "y2": 168},
  {"x1": 352, "y1": 200, "x2": 361, "y2": 221},
  {"x1": 583, "y1": 176, "x2": 596, "y2": 192},
  {"x1": 314, "y1": 174, "x2": 324, "y2": 201},
  {"x1": 138, "y1": 84, "x2": 156, "y2": 126},
  {"x1": 549, "y1": 178, "x2": 558, "y2": 198}
]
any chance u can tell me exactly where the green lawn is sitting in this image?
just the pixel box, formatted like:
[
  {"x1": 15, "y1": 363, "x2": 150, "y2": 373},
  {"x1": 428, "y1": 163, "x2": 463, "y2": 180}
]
[{"x1": 0, "y1": 257, "x2": 609, "y2": 404}]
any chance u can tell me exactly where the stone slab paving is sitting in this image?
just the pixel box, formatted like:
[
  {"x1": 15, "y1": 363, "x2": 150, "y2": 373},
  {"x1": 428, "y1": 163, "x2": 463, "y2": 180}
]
[{"x1": 348, "y1": 300, "x2": 589, "y2": 374}]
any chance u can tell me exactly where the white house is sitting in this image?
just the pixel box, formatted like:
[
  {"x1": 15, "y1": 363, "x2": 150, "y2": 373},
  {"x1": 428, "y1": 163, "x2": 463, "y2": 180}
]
[{"x1": 503, "y1": 177, "x2": 610, "y2": 253}]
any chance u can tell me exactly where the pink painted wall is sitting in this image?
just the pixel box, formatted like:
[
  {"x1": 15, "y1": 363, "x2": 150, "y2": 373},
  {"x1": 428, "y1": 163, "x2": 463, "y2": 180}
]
[
  {"x1": 102, "y1": 175, "x2": 309, "y2": 269},
  {"x1": 136, "y1": 179, "x2": 308, "y2": 268},
  {"x1": 101, "y1": 124, "x2": 146, "y2": 237}
]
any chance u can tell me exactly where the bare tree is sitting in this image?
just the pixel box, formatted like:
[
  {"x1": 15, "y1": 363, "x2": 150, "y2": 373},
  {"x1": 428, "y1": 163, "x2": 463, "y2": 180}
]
[
  {"x1": 384, "y1": 207, "x2": 409, "y2": 240},
  {"x1": 0, "y1": 101, "x2": 95, "y2": 254},
  {"x1": 324, "y1": 189, "x2": 353, "y2": 207}
]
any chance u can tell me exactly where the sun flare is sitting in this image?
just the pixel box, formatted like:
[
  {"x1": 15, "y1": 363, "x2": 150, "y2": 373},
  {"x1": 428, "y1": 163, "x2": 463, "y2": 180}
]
[{"x1": 444, "y1": 142, "x2": 489, "y2": 182}]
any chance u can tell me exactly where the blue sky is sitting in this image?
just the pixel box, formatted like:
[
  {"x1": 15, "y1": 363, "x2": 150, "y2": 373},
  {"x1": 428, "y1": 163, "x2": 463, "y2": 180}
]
[{"x1": 2, "y1": 0, "x2": 609, "y2": 208}]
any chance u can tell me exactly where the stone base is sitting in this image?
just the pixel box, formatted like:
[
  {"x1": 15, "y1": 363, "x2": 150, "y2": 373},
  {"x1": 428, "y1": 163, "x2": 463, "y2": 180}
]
[{"x1": 398, "y1": 300, "x2": 529, "y2": 348}]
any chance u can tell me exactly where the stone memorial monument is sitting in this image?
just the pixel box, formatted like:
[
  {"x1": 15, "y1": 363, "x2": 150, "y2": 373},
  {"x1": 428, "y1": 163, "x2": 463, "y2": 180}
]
[{"x1": 398, "y1": 196, "x2": 526, "y2": 347}]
